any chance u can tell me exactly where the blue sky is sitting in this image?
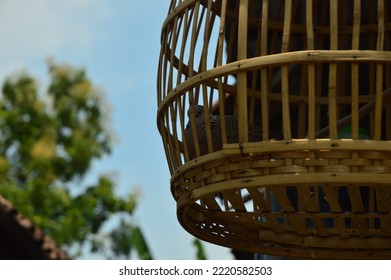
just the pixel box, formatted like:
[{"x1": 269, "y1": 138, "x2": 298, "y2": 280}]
[{"x1": 0, "y1": 0, "x2": 232, "y2": 259}]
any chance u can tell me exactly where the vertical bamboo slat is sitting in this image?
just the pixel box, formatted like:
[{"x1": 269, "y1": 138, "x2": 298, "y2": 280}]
[
  {"x1": 281, "y1": 0, "x2": 292, "y2": 140},
  {"x1": 307, "y1": 0, "x2": 316, "y2": 140},
  {"x1": 328, "y1": 0, "x2": 338, "y2": 139},
  {"x1": 261, "y1": 0, "x2": 269, "y2": 141},
  {"x1": 237, "y1": 0, "x2": 249, "y2": 143},
  {"x1": 375, "y1": 0, "x2": 385, "y2": 139},
  {"x1": 351, "y1": 0, "x2": 360, "y2": 140}
]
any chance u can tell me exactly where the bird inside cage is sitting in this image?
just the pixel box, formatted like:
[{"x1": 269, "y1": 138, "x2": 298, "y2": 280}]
[{"x1": 184, "y1": 104, "x2": 282, "y2": 160}]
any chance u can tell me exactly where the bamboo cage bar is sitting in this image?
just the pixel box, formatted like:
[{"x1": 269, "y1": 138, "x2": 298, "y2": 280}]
[{"x1": 157, "y1": 0, "x2": 391, "y2": 259}]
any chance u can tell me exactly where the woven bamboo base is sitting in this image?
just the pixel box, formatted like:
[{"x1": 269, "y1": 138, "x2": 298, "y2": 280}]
[{"x1": 172, "y1": 140, "x2": 391, "y2": 259}]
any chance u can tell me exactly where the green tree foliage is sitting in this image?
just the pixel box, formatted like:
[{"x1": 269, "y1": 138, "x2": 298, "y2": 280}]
[{"x1": 0, "y1": 62, "x2": 150, "y2": 259}]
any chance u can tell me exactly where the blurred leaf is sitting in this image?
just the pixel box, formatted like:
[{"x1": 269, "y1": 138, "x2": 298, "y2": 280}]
[
  {"x1": 193, "y1": 239, "x2": 207, "y2": 260},
  {"x1": 31, "y1": 135, "x2": 56, "y2": 159},
  {"x1": 132, "y1": 226, "x2": 153, "y2": 260}
]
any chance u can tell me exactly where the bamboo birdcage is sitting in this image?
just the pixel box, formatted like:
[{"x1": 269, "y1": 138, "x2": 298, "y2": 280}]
[{"x1": 157, "y1": 0, "x2": 391, "y2": 259}]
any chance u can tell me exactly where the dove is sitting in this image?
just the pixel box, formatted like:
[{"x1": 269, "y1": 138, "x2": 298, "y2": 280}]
[{"x1": 184, "y1": 105, "x2": 267, "y2": 159}]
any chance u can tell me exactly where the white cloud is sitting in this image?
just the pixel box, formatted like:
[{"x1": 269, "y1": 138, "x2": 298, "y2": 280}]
[{"x1": 0, "y1": 0, "x2": 113, "y2": 77}]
